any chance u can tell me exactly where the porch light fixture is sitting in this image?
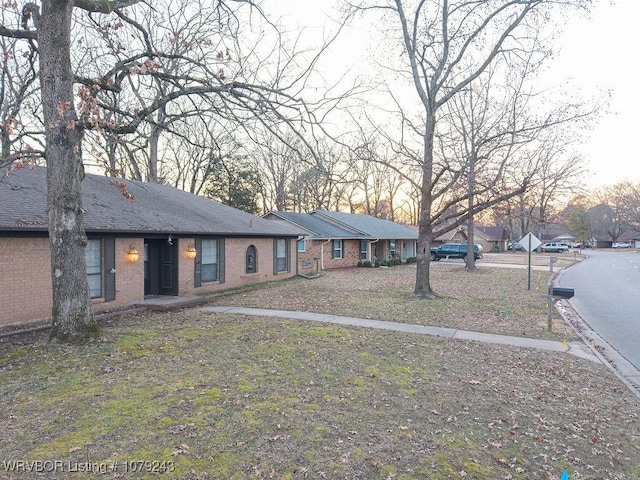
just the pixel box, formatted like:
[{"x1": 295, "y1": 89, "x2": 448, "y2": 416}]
[
  {"x1": 185, "y1": 243, "x2": 197, "y2": 259},
  {"x1": 126, "y1": 245, "x2": 140, "y2": 263}
]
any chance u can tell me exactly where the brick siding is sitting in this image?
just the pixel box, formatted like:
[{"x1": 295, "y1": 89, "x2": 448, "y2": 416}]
[
  {"x1": 0, "y1": 235, "x2": 296, "y2": 328},
  {"x1": 179, "y1": 237, "x2": 296, "y2": 295}
]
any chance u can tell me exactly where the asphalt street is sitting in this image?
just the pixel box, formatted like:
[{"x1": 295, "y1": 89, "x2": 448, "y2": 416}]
[{"x1": 559, "y1": 249, "x2": 640, "y2": 369}]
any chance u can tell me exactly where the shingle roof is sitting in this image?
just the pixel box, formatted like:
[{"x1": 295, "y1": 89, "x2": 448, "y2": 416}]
[
  {"x1": 267, "y1": 211, "x2": 367, "y2": 239},
  {"x1": 0, "y1": 166, "x2": 301, "y2": 237},
  {"x1": 617, "y1": 230, "x2": 640, "y2": 242},
  {"x1": 476, "y1": 226, "x2": 508, "y2": 241},
  {"x1": 310, "y1": 210, "x2": 418, "y2": 239}
]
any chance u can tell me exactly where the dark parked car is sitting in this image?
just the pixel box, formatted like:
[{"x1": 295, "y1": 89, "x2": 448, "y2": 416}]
[
  {"x1": 508, "y1": 242, "x2": 525, "y2": 251},
  {"x1": 430, "y1": 243, "x2": 483, "y2": 261}
]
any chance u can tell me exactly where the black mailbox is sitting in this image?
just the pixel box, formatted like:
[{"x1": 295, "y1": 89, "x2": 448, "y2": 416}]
[{"x1": 551, "y1": 287, "x2": 574, "y2": 299}]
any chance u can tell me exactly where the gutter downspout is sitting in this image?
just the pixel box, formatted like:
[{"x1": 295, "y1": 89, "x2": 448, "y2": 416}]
[
  {"x1": 320, "y1": 239, "x2": 331, "y2": 270},
  {"x1": 296, "y1": 235, "x2": 303, "y2": 276},
  {"x1": 369, "y1": 239, "x2": 379, "y2": 262}
]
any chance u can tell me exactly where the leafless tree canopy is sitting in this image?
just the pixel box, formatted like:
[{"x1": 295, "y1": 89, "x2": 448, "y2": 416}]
[{"x1": 0, "y1": 0, "x2": 603, "y2": 339}]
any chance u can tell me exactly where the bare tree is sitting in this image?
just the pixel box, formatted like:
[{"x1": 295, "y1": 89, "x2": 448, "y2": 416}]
[
  {"x1": 593, "y1": 182, "x2": 640, "y2": 241},
  {"x1": 0, "y1": 8, "x2": 41, "y2": 167},
  {"x1": 495, "y1": 135, "x2": 587, "y2": 242},
  {"x1": 566, "y1": 196, "x2": 594, "y2": 245},
  {"x1": 253, "y1": 132, "x2": 300, "y2": 212},
  {"x1": 444, "y1": 57, "x2": 590, "y2": 267},
  {"x1": 0, "y1": 0, "x2": 343, "y2": 342},
  {"x1": 348, "y1": 0, "x2": 591, "y2": 296}
]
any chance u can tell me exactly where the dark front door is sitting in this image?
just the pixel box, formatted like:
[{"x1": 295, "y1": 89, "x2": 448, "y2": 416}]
[{"x1": 144, "y1": 238, "x2": 178, "y2": 296}]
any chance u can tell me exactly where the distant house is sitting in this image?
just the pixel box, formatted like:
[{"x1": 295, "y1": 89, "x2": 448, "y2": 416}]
[
  {"x1": 264, "y1": 210, "x2": 418, "y2": 271},
  {"x1": 590, "y1": 235, "x2": 613, "y2": 249},
  {"x1": 551, "y1": 234, "x2": 577, "y2": 245},
  {"x1": 0, "y1": 166, "x2": 301, "y2": 328},
  {"x1": 435, "y1": 225, "x2": 509, "y2": 252},
  {"x1": 616, "y1": 230, "x2": 640, "y2": 248}
]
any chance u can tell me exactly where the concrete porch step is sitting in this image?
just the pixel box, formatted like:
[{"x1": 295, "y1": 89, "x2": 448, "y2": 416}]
[{"x1": 134, "y1": 295, "x2": 208, "y2": 311}]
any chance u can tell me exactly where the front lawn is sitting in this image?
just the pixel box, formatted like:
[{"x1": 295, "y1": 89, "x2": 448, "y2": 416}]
[{"x1": 0, "y1": 265, "x2": 638, "y2": 479}]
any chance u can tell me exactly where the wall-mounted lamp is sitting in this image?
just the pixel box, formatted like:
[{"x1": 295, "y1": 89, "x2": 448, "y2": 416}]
[
  {"x1": 126, "y1": 245, "x2": 140, "y2": 263},
  {"x1": 185, "y1": 243, "x2": 197, "y2": 259}
]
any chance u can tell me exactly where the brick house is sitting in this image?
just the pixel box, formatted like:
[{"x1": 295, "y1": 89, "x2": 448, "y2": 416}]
[
  {"x1": 0, "y1": 166, "x2": 301, "y2": 328},
  {"x1": 616, "y1": 230, "x2": 640, "y2": 248},
  {"x1": 435, "y1": 225, "x2": 509, "y2": 252},
  {"x1": 263, "y1": 210, "x2": 418, "y2": 272}
]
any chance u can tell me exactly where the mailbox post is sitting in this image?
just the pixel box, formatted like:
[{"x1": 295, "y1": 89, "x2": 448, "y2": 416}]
[{"x1": 541, "y1": 286, "x2": 574, "y2": 332}]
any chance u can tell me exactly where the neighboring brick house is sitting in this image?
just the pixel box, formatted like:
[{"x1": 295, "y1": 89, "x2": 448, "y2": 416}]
[
  {"x1": 0, "y1": 166, "x2": 301, "y2": 328},
  {"x1": 435, "y1": 225, "x2": 509, "y2": 252},
  {"x1": 616, "y1": 230, "x2": 640, "y2": 248},
  {"x1": 263, "y1": 210, "x2": 418, "y2": 272}
]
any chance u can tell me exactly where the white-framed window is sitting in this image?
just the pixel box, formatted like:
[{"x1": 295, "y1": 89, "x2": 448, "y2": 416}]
[
  {"x1": 275, "y1": 238, "x2": 289, "y2": 272},
  {"x1": 332, "y1": 239, "x2": 343, "y2": 259},
  {"x1": 360, "y1": 240, "x2": 368, "y2": 260},
  {"x1": 297, "y1": 238, "x2": 306, "y2": 252},
  {"x1": 86, "y1": 239, "x2": 102, "y2": 298},
  {"x1": 201, "y1": 239, "x2": 218, "y2": 282}
]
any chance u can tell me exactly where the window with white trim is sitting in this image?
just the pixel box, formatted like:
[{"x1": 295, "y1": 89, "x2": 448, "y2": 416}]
[
  {"x1": 297, "y1": 238, "x2": 306, "y2": 252},
  {"x1": 86, "y1": 239, "x2": 102, "y2": 298},
  {"x1": 275, "y1": 238, "x2": 288, "y2": 272},
  {"x1": 201, "y1": 239, "x2": 218, "y2": 282},
  {"x1": 332, "y1": 239, "x2": 343, "y2": 259},
  {"x1": 360, "y1": 240, "x2": 368, "y2": 260}
]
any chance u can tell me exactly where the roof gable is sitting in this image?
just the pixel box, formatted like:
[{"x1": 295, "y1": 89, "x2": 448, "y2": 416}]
[{"x1": 475, "y1": 226, "x2": 508, "y2": 241}]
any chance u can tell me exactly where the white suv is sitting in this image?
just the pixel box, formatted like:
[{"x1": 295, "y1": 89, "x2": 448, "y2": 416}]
[
  {"x1": 612, "y1": 242, "x2": 631, "y2": 248},
  {"x1": 541, "y1": 242, "x2": 569, "y2": 253}
]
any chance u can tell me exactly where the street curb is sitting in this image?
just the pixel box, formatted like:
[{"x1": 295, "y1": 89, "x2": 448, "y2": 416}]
[{"x1": 554, "y1": 262, "x2": 640, "y2": 400}]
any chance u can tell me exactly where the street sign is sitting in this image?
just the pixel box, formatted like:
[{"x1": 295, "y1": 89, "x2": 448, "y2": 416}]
[
  {"x1": 519, "y1": 232, "x2": 542, "y2": 290},
  {"x1": 518, "y1": 232, "x2": 542, "y2": 252}
]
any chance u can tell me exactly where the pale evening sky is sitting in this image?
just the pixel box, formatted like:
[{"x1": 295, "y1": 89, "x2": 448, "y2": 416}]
[
  {"x1": 278, "y1": 1, "x2": 639, "y2": 189},
  {"x1": 545, "y1": 0, "x2": 640, "y2": 187}
]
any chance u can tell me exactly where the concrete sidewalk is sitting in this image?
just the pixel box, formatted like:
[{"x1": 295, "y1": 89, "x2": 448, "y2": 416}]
[{"x1": 199, "y1": 305, "x2": 599, "y2": 363}]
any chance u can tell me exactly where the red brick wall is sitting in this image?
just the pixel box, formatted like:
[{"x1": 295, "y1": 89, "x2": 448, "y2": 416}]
[
  {"x1": 109, "y1": 237, "x2": 145, "y2": 308},
  {"x1": 0, "y1": 235, "x2": 296, "y2": 327},
  {"x1": 0, "y1": 237, "x2": 145, "y2": 327},
  {"x1": 0, "y1": 237, "x2": 53, "y2": 326},
  {"x1": 179, "y1": 237, "x2": 297, "y2": 295},
  {"x1": 299, "y1": 239, "x2": 364, "y2": 270}
]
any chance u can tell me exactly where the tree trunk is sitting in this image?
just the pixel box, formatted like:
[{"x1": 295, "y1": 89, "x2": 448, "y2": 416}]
[
  {"x1": 39, "y1": 0, "x2": 99, "y2": 342},
  {"x1": 414, "y1": 110, "x2": 436, "y2": 298},
  {"x1": 466, "y1": 156, "x2": 476, "y2": 270}
]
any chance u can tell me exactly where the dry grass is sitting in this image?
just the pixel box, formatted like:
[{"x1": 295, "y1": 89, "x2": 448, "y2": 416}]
[
  {"x1": 215, "y1": 262, "x2": 576, "y2": 340},
  {"x1": 0, "y1": 259, "x2": 638, "y2": 480}
]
